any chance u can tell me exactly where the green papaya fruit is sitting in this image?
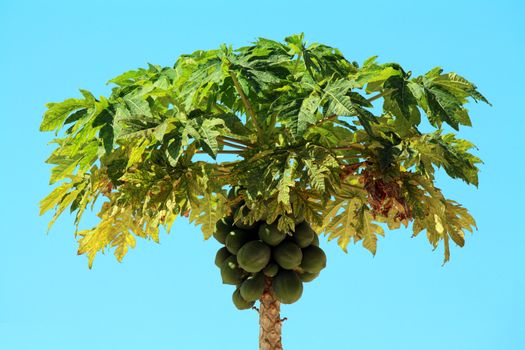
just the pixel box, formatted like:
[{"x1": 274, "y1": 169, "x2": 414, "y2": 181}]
[
  {"x1": 214, "y1": 247, "x2": 231, "y2": 268},
  {"x1": 213, "y1": 216, "x2": 233, "y2": 244},
  {"x1": 220, "y1": 256, "x2": 243, "y2": 285},
  {"x1": 263, "y1": 262, "x2": 279, "y2": 277},
  {"x1": 225, "y1": 229, "x2": 254, "y2": 254},
  {"x1": 272, "y1": 270, "x2": 303, "y2": 304},
  {"x1": 240, "y1": 273, "x2": 265, "y2": 302},
  {"x1": 258, "y1": 222, "x2": 286, "y2": 246},
  {"x1": 273, "y1": 241, "x2": 302, "y2": 270},
  {"x1": 237, "y1": 241, "x2": 271, "y2": 273},
  {"x1": 232, "y1": 288, "x2": 255, "y2": 310},
  {"x1": 299, "y1": 271, "x2": 319, "y2": 283},
  {"x1": 292, "y1": 222, "x2": 315, "y2": 248},
  {"x1": 300, "y1": 245, "x2": 327, "y2": 273}
]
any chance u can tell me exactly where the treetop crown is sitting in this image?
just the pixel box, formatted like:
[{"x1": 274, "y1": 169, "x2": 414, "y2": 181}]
[{"x1": 39, "y1": 33, "x2": 489, "y2": 267}]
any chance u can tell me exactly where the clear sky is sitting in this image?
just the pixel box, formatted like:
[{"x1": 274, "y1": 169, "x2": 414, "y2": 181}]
[{"x1": 1, "y1": 0, "x2": 524, "y2": 349}]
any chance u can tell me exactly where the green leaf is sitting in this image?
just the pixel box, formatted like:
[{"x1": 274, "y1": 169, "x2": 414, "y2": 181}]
[
  {"x1": 401, "y1": 131, "x2": 481, "y2": 186},
  {"x1": 113, "y1": 104, "x2": 168, "y2": 141},
  {"x1": 197, "y1": 118, "x2": 225, "y2": 158},
  {"x1": 323, "y1": 79, "x2": 355, "y2": 116},
  {"x1": 435, "y1": 72, "x2": 491, "y2": 105},
  {"x1": 63, "y1": 108, "x2": 88, "y2": 126},
  {"x1": 107, "y1": 67, "x2": 151, "y2": 86},
  {"x1": 166, "y1": 137, "x2": 184, "y2": 166},
  {"x1": 284, "y1": 32, "x2": 305, "y2": 55},
  {"x1": 355, "y1": 60, "x2": 403, "y2": 92},
  {"x1": 40, "y1": 98, "x2": 89, "y2": 132},
  {"x1": 295, "y1": 92, "x2": 321, "y2": 136},
  {"x1": 409, "y1": 68, "x2": 490, "y2": 130},
  {"x1": 277, "y1": 155, "x2": 297, "y2": 208},
  {"x1": 123, "y1": 94, "x2": 153, "y2": 118},
  {"x1": 382, "y1": 75, "x2": 421, "y2": 125},
  {"x1": 99, "y1": 124, "x2": 114, "y2": 155}
]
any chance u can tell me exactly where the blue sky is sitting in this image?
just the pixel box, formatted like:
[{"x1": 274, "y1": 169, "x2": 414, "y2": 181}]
[{"x1": 1, "y1": 0, "x2": 524, "y2": 349}]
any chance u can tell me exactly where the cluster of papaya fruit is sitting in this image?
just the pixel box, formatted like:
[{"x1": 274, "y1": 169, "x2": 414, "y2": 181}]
[{"x1": 213, "y1": 206, "x2": 327, "y2": 310}]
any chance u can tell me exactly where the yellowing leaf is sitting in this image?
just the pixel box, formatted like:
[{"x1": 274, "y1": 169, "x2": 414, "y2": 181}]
[
  {"x1": 112, "y1": 232, "x2": 136, "y2": 262},
  {"x1": 359, "y1": 206, "x2": 384, "y2": 255},
  {"x1": 189, "y1": 191, "x2": 227, "y2": 240},
  {"x1": 77, "y1": 208, "x2": 138, "y2": 268},
  {"x1": 277, "y1": 155, "x2": 297, "y2": 208},
  {"x1": 39, "y1": 181, "x2": 75, "y2": 216},
  {"x1": 434, "y1": 214, "x2": 445, "y2": 234}
]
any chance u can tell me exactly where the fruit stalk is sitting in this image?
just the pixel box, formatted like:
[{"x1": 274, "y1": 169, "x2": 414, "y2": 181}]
[{"x1": 259, "y1": 277, "x2": 283, "y2": 350}]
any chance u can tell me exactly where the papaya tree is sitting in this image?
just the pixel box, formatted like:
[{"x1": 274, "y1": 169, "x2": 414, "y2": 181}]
[{"x1": 39, "y1": 34, "x2": 489, "y2": 349}]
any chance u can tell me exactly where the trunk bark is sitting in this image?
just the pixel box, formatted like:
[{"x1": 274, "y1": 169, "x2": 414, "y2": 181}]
[{"x1": 259, "y1": 277, "x2": 283, "y2": 350}]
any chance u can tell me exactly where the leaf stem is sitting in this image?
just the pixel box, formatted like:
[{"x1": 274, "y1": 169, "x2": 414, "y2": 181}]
[
  {"x1": 196, "y1": 150, "x2": 241, "y2": 154},
  {"x1": 331, "y1": 144, "x2": 366, "y2": 151},
  {"x1": 315, "y1": 113, "x2": 338, "y2": 126},
  {"x1": 195, "y1": 144, "x2": 365, "y2": 156},
  {"x1": 366, "y1": 90, "x2": 394, "y2": 103},
  {"x1": 219, "y1": 139, "x2": 247, "y2": 150},
  {"x1": 228, "y1": 70, "x2": 262, "y2": 140},
  {"x1": 292, "y1": 51, "x2": 303, "y2": 75},
  {"x1": 217, "y1": 160, "x2": 241, "y2": 168},
  {"x1": 218, "y1": 136, "x2": 252, "y2": 147}
]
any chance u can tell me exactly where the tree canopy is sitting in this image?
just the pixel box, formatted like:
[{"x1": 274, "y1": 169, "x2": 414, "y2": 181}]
[{"x1": 39, "y1": 33, "x2": 489, "y2": 267}]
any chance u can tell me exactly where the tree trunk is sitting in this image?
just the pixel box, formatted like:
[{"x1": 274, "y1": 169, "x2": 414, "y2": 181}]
[{"x1": 259, "y1": 277, "x2": 283, "y2": 350}]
